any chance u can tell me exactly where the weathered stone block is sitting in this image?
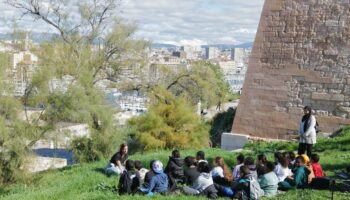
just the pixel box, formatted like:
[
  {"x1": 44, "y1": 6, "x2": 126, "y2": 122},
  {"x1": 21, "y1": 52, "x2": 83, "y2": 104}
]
[
  {"x1": 338, "y1": 106, "x2": 350, "y2": 113},
  {"x1": 316, "y1": 110, "x2": 329, "y2": 116},
  {"x1": 329, "y1": 89, "x2": 342, "y2": 94},
  {"x1": 221, "y1": 133, "x2": 249, "y2": 151},
  {"x1": 26, "y1": 156, "x2": 67, "y2": 173},
  {"x1": 312, "y1": 92, "x2": 344, "y2": 101},
  {"x1": 288, "y1": 107, "x2": 303, "y2": 114}
]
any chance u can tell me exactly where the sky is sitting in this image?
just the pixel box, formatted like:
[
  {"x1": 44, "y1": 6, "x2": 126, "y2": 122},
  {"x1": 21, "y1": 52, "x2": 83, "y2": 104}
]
[{"x1": 0, "y1": 0, "x2": 264, "y2": 46}]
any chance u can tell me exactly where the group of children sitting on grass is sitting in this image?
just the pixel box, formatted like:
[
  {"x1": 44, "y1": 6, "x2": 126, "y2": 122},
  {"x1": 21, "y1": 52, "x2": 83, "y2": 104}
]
[{"x1": 115, "y1": 149, "x2": 330, "y2": 199}]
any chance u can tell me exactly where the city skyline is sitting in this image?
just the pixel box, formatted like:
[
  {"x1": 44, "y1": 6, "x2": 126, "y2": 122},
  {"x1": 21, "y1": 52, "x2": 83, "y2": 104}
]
[{"x1": 0, "y1": 0, "x2": 264, "y2": 46}]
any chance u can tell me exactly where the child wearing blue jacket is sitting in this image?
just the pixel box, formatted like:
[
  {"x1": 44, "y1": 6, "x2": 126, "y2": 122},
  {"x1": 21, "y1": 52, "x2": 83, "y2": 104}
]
[{"x1": 140, "y1": 160, "x2": 169, "y2": 196}]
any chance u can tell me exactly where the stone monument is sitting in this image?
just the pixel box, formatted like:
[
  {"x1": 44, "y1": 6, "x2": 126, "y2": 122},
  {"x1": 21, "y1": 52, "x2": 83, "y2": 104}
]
[{"x1": 232, "y1": 0, "x2": 350, "y2": 140}]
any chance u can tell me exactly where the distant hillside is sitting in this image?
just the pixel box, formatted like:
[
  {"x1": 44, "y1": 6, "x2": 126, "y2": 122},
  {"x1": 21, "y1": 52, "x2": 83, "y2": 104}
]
[
  {"x1": 0, "y1": 33, "x2": 57, "y2": 43},
  {"x1": 234, "y1": 42, "x2": 254, "y2": 48},
  {"x1": 151, "y1": 43, "x2": 178, "y2": 49},
  {"x1": 151, "y1": 42, "x2": 253, "y2": 49},
  {"x1": 0, "y1": 33, "x2": 253, "y2": 49},
  {"x1": 201, "y1": 42, "x2": 253, "y2": 49}
]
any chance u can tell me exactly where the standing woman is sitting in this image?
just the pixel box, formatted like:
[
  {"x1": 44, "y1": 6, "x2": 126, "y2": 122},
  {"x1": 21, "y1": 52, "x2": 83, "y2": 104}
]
[
  {"x1": 298, "y1": 106, "x2": 316, "y2": 157},
  {"x1": 106, "y1": 143, "x2": 129, "y2": 175}
]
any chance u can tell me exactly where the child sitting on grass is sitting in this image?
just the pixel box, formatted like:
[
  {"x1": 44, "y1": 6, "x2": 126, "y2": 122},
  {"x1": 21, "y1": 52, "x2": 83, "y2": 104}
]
[
  {"x1": 258, "y1": 161, "x2": 279, "y2": 197},
  {"x1": 278, "y1": 156, "x2": 309, "y2": 191},
  {"x1": 232, "y1": 165, "x2": 263, "y2": 199},
  {"x1": 135, "y1": 160, "x2": 149, "y2": 185},
  {"x1": 301, "y1": 154, "x2": 315, "y2": 184},
  {"x1": 184, "y1": 156, "x2": 200, "y2": 186},
  {"x1": 274, "y1": 153, "x2": 292, "y2": 182},
  {"x1": 244, "y1": 156, "x2": 258, "y2": 180},
  {"x1": 164, "y1": 150, "x2": 185, "y2": 183},
  {"x1": 140, "y1": 160, "x2": 169, "y2": 196},
  {"x1": 118, "y1": 160, "x2": 140, "y2": 195},
  {"x1": 211, "y1": 156, "x2": 232, "y2": 185},
  {"x1": 256, "y1": 154, "x2": 267, "y2": 177},
  {"x1": 183, "y1": 162, "x2": 218, "y2": 199},
  {"x1": 310, "y1": 154, "x2": 325, "y2": 177},
  {"x1": 143, "y1": 160, "x2": 156, "y2": 188},
  {"x1": 196, "y1": 151, "x2": 208, "y2": 164},
  {"x1": 289, "y1": 151, "x2": 296, "y2": 168},
  {"x1": 309, "y1": 154, "x2": 332, "y2": 189},
  {"x1": 232, "y1": 154, "x2": 245, "y2": 181}
]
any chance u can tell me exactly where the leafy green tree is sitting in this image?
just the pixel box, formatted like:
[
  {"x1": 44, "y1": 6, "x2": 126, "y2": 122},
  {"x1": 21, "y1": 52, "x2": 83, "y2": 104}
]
[
  {"x1": 0, "y1": 51, "x2": 32, "y2": 184},
  {"x1": 128, "y1": 87, "x2": 210, "y2": 151},
  {"x1": 161, "y1": 61, "x2": 233, "y2": 109},
  {"x1": 122, "y1": 60, "x2": 234, "y2": 109},
  {"x1": 0, "y1": 0, "x2": 147, "y2": 185}
]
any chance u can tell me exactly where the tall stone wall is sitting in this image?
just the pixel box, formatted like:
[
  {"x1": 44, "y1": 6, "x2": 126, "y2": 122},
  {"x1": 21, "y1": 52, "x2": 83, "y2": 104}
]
[{"x1": 232, "y1": 0, "x2": 350, "y2": 139}]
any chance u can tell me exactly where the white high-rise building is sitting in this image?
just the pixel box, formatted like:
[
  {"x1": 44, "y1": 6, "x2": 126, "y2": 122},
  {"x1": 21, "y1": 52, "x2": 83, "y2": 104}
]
[
  {"x1": 231, "y1": 48, "x2": 249, "y2": 62},
  {"x1": 181, "y1": 45, "x2": 201, "y2": 60},
  {"x1": 205, "y1": 47, "x2": 219, "y2": 59},
  {"x1": 222, "y1": 48, "x2": 252, "y2": 92},
  {"x1": 11, "y1": 51, "x2": 39, "y2": 96}
]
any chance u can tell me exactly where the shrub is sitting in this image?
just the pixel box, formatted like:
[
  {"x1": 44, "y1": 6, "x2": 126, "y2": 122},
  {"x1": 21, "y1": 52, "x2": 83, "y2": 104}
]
[
  {"x1": 69, "y1": 137, "x2": 100, "y2": 163},
  {"x1": 209, "y1": 107, "x2": 236, "y2": 147},
  {"x1": 129, "y1": 87, "x2": 210, "y2": 151},
  {"x1": 0, "y1": 117, "x2": 31, "y2": 186},
  {"x1": 69, "y1": 125, "x2": 128, "y2": 163}
]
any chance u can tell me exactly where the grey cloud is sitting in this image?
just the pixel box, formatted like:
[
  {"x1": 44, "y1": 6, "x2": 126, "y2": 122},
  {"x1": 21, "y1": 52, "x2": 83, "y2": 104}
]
[
  {"x1": 0, "y1": 0, "x2": 264, "y2": 45},
  {"x1": 120, "y1": 0, "x2": 264, "y2": 44}
]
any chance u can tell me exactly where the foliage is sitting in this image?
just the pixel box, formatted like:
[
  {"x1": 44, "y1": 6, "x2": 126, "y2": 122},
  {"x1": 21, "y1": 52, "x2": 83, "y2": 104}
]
[
  {"x1": 0, "y1": 52, "x2": 31, "y2": 185},
  {"x1": 209, "y1": 107, "x2": 236, "y2": 147},
  {"x1": 313, "y1": 126, "x2": 350, "y2": 152},
  {"x1": 0, "y1": 0, "x2": 148, "y2": 185},
  {"x1": 165, "y1": 61, "x2": 234, "y2": 109},
  {"x1": 0, "y1": 52, "x2": 12, "y2": 92},
  {"x1": 226, "y1": 92, "x2": 240, "y2": 102},
  {"x1": 244, "y1": 140, "x2": 298, "y2": 155},
  {"x1": 128, "y1": 87, "x2": 210, "y2": 151},
  {"x1": 121, "y1": 60, "x2": 234, "y2": 110},
  {"x1": 69, "y1": 137, "x2": 100, "y2": 163},
  {"x1": 0, "y1": 118, "x2": 25, "y2": 185}
]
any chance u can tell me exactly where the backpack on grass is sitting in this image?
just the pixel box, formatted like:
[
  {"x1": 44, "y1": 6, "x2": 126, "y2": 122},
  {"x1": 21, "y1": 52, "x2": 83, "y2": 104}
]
[
  {"x1": 309, "y1": 177, "x2": 332, "y2": 190},
  {"x1": 239, "y1": 176, "x2": 263, "y2": 200},
  {"x1": 118, "y1": 171, "x2": 140, "y2": 194}
]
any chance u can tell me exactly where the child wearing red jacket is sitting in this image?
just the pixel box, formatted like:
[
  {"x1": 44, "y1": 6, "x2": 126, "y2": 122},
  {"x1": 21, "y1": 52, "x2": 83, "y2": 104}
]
[{"x1": 310, "y1": 154, "x2": 325, "y2": 177}]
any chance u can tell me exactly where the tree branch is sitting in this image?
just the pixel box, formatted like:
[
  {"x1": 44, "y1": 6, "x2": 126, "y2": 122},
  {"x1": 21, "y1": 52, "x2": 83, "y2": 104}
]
[
  {"x1": 25, "y1": 126, "x2": 52, "y2": 149},
  {"x1": 166, "y1": 74, "x2": 191, "y2": 90}
]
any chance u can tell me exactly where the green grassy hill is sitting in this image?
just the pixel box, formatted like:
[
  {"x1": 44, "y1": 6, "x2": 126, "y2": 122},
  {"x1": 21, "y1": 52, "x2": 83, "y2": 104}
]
[{"x1": 1, "y1": 127, "x2": 350, "y2": 200}]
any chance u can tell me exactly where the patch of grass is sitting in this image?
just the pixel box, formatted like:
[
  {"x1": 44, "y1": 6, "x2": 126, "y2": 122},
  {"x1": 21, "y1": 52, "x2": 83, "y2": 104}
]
[
  {"x1": 244, "y1": 141, "x2": 298, "y2": 154},
  {"x1": 1, "y1": 127, "x2": 350, "y2": 200},
  {"x1": 314, "y1": 128, "x2": 350, "y2": 152}
]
